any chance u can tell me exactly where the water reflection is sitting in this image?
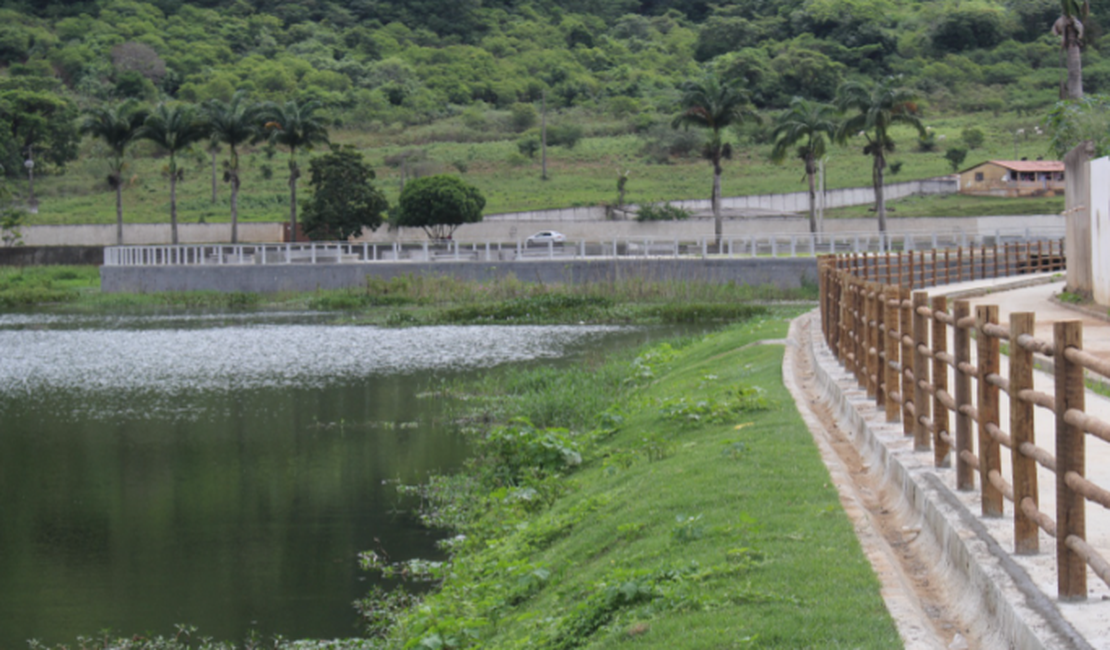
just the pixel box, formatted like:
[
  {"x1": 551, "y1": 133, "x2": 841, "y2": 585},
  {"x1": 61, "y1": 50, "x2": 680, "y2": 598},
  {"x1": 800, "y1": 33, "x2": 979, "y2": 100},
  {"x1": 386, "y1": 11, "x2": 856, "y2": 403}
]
[{"x1": 0, "y1": 314, "x2": 652, "y2": 647}]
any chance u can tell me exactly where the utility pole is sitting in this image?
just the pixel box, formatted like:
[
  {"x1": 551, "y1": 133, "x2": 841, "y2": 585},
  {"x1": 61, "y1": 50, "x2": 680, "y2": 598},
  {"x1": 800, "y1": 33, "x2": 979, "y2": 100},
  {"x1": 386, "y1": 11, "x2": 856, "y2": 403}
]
[{"x1": 541, "y1": 90, "x2": 548, "y2": 181}]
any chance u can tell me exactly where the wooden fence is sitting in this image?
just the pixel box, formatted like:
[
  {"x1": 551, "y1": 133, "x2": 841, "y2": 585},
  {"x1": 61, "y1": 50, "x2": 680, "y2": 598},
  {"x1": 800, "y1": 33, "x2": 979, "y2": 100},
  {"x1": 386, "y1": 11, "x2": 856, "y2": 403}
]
[{"x1": 819, "y1": 240, "x2": 1110, "y2": 601}]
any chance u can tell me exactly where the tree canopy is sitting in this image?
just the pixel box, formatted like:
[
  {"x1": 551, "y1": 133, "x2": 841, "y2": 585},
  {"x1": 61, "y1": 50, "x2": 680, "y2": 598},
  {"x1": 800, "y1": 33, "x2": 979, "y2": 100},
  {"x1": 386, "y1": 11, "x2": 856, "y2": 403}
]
[
  {"x1": 393, "y1": 174, "x2": 486, "y2": 241},
  {"x1": 300, "y1": 145, "x2": 388, "y2": 241}
]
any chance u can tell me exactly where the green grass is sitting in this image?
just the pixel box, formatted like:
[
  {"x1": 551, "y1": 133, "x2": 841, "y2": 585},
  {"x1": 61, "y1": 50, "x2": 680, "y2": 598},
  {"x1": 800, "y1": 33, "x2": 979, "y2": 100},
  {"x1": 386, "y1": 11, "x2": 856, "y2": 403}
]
[
  {"x1": 370, "y1": 316, "x2": 901, "y2": 648},
  {"x1": 0, "y1": 268, "x2": 816, "y2": 325},
  {"x1": 21, "y1": 108, "x2": 1064, "y2": 227},
  {"x1": 823, "y1": 192, "x2": 1064, "y2": 220}
]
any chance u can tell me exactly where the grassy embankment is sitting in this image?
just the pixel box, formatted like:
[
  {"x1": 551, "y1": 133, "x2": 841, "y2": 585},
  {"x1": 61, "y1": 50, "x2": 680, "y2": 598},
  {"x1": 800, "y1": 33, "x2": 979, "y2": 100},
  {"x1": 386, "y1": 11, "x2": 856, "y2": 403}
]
[
  {"x1": 0, "y1": 265, "x2": 815, "y2": 324},
  {"x1": 354, "y1": 312, "x2": 900, "y2": 648},
  {"x1": 24, "y1": 109, "x2": 1061, "y2": 227}
]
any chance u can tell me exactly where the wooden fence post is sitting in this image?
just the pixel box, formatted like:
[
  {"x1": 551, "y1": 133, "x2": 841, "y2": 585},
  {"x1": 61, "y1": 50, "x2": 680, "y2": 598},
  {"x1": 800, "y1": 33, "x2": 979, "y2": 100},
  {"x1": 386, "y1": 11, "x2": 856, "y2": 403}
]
[
  {"x1": 1010, "y1": 312, "x2": 1038, "y2": 555},
  {"x1": 1054, "y1": 320, "x2": 1087, "y2": 600},
  {"x1": 932, "y1": 295, "x2": 950, "y2": 467},
  {"x1": 976, "y1": 305, "x2": 1003, "y2": 517},
  {"x1": 865, "y1": 279, "x2": 874, "y2": 394},
  {"x1": 900, "y1": 288, "x2": 914, "y2": 436},
  {"x1": 912, "y1": 291, "x2": 932, "y2": 451},
  {"x1": 957, "y1": 246, "x2": 964, "y2": 282},
  {"x1": 954, "y1": 300, "x2": 975, "y2": 491},
  {"x1": 884, "y1": 286, "x2": 901, "y2": 422},
  {"x1": 908, "y1": 251, "x2": 915, "y2": 291},
  {"x1": 873, "y1": 282, "x2": 885, "y2": 409},
  {"x1": 945, "y1": 249, "x2": 951, "y2": 285}
]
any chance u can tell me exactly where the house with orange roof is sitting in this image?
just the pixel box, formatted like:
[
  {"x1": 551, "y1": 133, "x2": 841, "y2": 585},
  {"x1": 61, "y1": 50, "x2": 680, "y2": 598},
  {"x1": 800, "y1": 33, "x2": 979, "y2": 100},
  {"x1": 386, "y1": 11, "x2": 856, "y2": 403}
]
[{"x1": 957, "y1": 160, "x2": 1065, "y2": 197}]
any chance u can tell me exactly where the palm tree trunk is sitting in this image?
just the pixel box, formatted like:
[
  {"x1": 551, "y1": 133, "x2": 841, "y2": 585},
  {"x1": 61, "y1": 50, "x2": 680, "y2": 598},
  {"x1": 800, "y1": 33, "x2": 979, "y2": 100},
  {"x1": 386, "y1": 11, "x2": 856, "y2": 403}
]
[
  {"x1": 712, "y1": 160, "x2": 722, "y2": 251},
  {"x1": 805, "y1": 155, "x2": 818, "y2": 234},
  {"x1": 288, "y1": 157, "x2": 298, "y2": 242},
  {"x1": 874, "y1": 152, "x2": 886, "y2": 250},
  {"x1": 1066, "y1": 25, "x2": 1084, "y2": 99},
  {"x1": 115, "y1": 181, "x2": 124, "y2": 246},
  {"x1": 170, "y1": 160, "x2": 179, "y2": 245},
  {"x1": 231, "y1": 172, "x2": 239, "y2": 244}
]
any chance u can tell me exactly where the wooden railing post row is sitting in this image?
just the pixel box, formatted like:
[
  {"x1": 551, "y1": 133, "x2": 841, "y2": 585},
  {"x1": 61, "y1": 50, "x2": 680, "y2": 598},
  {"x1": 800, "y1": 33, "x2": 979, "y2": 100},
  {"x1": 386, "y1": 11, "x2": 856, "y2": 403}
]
[
  {"x1": 1054, "y1": 320, "x2": 1087, "y2": 601},
  {"x1": 884, "y1": 286, "x2": 901, "y2": 422},
  {"x1": 912, "y1": 291, "x2": 932, "y2": 451},
  {"x1": 932, "y1": 295, "x2": 950, "y2": 467},
  {"x1": 1010, "y1": 312, "x2": 1039, "y2": 555},
  {"x1": 900, "y1": 287, "x2": 915, "y2": 436},
  {"x1": 908, "y1": 250, "x2": 915, "y2": 291},
  {"x1": 976, "y1": 304, "x2": 1004, "y2": 517}
]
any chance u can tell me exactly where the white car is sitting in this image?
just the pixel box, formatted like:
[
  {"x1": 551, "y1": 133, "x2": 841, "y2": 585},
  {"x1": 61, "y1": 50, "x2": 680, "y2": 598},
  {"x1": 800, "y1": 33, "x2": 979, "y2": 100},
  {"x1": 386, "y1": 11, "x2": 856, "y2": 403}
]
[{"x1": 526, "y1": 230, "x2": 567, "y2": 245}]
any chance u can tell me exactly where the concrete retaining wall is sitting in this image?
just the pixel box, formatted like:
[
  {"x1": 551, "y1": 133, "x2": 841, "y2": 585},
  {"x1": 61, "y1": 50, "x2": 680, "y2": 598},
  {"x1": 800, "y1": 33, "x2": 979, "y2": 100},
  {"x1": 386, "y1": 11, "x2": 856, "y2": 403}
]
[
  {"x1": 22, "y1": 223, "x2": 283, "y2": 247},
  {"x1": 0, "y1": 246, "x2": 104, "y2": 266},
  {"x1": 352, "y1": 214, "x2": 1064, "y2": 244},
  {"x1": 100, "y1": 258, "x2": 818, "y2": 294}
]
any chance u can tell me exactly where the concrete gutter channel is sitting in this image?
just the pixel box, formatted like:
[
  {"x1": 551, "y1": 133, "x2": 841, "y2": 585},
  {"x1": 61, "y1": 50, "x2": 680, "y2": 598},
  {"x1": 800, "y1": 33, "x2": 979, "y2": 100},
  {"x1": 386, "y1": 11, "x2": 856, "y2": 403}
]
[{"x1": 789, "y1": 277, "x2": 1110, "y2": 649}]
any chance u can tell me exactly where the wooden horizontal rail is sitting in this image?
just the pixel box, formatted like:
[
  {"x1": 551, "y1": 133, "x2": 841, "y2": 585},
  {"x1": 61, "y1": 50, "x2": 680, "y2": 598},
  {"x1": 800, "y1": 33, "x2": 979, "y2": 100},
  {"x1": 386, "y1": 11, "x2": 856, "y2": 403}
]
[{"x1": 817, "y1": 243, "x2": 1110, "y2": 598}]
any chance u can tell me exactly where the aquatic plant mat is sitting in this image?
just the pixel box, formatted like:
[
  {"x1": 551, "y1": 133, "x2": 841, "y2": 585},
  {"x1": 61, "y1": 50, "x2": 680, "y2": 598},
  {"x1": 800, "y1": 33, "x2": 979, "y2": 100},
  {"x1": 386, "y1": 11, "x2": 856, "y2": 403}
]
[
  {"x1": 365, "y1": 312, "x2": 900, "y2": 649},
  {"x1": 0, "y1": 267, "x2": 815, "y2": 326}
]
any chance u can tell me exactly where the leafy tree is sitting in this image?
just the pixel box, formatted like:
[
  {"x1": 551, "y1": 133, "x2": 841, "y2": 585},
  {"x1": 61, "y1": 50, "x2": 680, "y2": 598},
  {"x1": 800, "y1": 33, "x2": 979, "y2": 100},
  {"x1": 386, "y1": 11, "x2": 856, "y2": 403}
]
[
  {"x1": 393, "y1": 174, "x2": 485, "y2": 241},
  {"x1": 80, "y1": 100, "x2": 148, "y2": 245},
  {"x1": 138, "y1": 103, "x2": 209, "y2": 244},
  {"x1": 204, "y1": 91, "x2": 261, "y2": 244},
  {"x1": 836, "y1": 77, "x2": 925, "y2": 245},
  {"x1": 961, "y1": 126, "x2": 985, "y2": 149},
  {"x1": 944, "y1": 146, "x2": 968, "y2": 172},
  {"x1": 671, "y1": 72, "x2": 758, "y2": 248},
  {"x1": 0, "y1": 78, "x2": 79, "y2": 206},
  {"x1": 300, "y1": 145, "x2": 388, "y2": 241},
  {"x1": 1042, "y1": 94, "x2": 1110, "y2": 157},
  {"x1": 261, "y1": 99, "x2": 329, "y2": 241},
  {"x1": 1053, "y1": 0, "x2": 1088, "y2": 99},
  {"x1": 771, "y1": 97, "x2": 839, "y2": 234}
]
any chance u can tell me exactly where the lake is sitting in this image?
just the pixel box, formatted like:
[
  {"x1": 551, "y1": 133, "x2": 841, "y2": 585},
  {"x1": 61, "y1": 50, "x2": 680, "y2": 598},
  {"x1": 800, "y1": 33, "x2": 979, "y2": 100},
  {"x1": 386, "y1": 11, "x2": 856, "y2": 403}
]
[{"x1": 0, "y1": 312, "x2": 661, "y2": 647}]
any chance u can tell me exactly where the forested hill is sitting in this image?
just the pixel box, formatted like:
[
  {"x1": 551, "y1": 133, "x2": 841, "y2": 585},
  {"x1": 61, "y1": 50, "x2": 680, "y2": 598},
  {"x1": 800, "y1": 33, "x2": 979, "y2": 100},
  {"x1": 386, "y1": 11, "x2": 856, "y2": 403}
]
[{"x1": 2, "y1": 0, "x2": 1105, "y2": 118}]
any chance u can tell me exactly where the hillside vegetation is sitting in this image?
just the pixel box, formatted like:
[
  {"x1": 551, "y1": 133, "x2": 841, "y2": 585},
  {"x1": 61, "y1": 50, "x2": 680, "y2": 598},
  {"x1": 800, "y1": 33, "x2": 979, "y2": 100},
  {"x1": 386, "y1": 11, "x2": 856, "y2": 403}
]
[{"x1": 0, "y1": 0, "x2": 1090, "y2": 224}]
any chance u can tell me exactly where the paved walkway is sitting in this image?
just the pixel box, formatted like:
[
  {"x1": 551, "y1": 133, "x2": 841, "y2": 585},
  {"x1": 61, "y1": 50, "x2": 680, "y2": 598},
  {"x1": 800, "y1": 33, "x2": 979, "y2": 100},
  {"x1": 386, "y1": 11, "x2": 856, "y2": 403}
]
[{"x1": 807, "y1": 273, "x2": 1110, "y2": 648}]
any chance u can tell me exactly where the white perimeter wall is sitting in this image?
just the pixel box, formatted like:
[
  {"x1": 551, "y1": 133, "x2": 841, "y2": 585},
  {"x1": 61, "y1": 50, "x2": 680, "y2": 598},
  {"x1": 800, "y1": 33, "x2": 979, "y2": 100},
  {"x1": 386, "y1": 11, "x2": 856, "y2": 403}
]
[{"x1": 1090, "y1": 157, "x2": 1110, "y2": 305}]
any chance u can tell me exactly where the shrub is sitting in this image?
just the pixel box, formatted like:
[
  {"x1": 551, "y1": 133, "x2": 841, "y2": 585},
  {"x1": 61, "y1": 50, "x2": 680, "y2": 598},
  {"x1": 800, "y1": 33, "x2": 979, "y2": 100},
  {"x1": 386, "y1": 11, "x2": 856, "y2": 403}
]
[
  {"x1": 961, "y1": 126, "x2": 985, "y2": 149},
  {"x1": 547, "y1": 122, "x2": 583, "y2": 148},
  {"x1": 636, "y1": 202, "x2": 691, "y2": 222}
]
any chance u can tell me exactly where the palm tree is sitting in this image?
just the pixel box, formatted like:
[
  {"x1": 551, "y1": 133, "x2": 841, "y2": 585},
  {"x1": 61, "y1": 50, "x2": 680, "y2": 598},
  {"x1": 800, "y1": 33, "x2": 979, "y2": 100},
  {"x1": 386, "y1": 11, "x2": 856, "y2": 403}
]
[
  {"x1": 771, "y1": 97, "x2": 839, "y2": 235},
  {"x1": 79, "y1": 100, "x2": 148, "y2": 245},
  {"x1": 836, "y1": 77, "x2": 925, "y2": 247},
  {"x1": 261, "y1": 99, "x2": 329, "y2": 241},
  {"x1": 138, "y1": 103, "x2": 209, "y2": 245},
  {"x1": 205, "y1": 91, "x2": 261, "y2": 244},
  {"x1": 672, "y1": 73, "x2": 758, "y2": 249},
  {"x1": 1053, "y1": 0, "x2": 1088, "y2": 99}
]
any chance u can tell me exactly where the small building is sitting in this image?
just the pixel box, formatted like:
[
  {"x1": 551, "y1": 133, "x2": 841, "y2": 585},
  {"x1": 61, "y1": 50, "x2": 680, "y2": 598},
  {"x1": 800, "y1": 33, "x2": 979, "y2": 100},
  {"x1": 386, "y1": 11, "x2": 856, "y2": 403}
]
[{"x1": 958, "y1": 160, "x2": 1065, "y2": 197}]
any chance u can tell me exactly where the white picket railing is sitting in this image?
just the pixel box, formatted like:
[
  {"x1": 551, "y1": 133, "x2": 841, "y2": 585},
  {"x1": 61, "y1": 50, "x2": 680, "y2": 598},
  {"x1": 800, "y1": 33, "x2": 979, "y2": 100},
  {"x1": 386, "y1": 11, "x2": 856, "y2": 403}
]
[{"x1": 102, "y1": 226, "x2": 1065, "y2": 267}]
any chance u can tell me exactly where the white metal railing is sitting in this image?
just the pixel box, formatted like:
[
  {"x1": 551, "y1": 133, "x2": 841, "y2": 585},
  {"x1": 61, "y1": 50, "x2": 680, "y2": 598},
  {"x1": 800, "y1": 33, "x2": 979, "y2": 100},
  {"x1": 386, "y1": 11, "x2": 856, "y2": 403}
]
[{"x1": 102, "y1": 227, "x2": 1066, "y2": 267}]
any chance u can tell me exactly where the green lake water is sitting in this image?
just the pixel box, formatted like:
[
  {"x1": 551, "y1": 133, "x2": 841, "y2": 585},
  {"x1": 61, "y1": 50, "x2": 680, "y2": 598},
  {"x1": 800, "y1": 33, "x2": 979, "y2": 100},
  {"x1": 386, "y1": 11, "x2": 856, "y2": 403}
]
[{"x1": 0, "y1": 313, "x2": 661, "y2": 647}]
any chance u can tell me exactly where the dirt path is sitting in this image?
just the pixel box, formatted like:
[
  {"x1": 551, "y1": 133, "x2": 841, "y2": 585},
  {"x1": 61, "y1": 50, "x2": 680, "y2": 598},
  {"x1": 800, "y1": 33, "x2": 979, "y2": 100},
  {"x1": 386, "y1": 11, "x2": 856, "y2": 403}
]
[{"x1": 781, "y1": 315, "x2": 979, "y2": 650}]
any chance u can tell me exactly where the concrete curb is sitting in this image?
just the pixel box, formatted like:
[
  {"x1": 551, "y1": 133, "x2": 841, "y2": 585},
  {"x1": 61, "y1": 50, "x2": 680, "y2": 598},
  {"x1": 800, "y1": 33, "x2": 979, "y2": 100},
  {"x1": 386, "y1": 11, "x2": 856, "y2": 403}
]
[{"x1": 794, "y1": 310, "x2": 1088, "y2": 650}]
